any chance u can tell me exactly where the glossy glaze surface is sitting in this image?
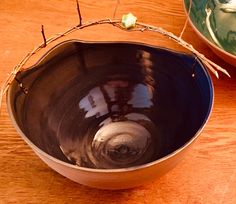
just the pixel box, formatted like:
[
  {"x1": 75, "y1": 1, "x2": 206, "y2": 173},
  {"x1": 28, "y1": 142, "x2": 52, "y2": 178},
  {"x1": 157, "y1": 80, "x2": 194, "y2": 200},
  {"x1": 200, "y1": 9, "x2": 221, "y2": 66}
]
[
  {"x1": 1, "y1": 0, "x2": 236, "y2": 200},
  {"x1": 184, "y1": 0, "x2": 236, "y2": 57},
  {"x1": 8, "y1": 41, "x2": 213, "y2": 170}
]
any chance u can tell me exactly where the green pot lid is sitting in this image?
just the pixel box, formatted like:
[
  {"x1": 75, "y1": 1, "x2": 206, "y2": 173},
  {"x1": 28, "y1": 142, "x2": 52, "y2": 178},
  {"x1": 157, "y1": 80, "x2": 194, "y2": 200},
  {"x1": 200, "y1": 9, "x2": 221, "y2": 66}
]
[{"x1": 184, "y1": 0, "x2": 236, "y2": 56}]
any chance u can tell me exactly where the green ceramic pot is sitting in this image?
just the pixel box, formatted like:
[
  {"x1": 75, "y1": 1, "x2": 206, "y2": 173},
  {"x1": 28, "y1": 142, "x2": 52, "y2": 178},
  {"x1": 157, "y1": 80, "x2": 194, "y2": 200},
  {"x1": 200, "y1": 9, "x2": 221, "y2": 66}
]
[{"x1": 184, "y1": 0, "x2": 236, "y2": 65}]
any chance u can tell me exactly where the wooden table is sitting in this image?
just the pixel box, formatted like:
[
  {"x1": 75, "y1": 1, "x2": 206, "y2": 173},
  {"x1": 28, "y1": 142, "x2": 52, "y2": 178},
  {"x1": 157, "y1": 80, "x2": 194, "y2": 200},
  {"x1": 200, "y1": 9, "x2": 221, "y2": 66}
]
[{"x1": 0, "y1": 0, "x2": 236, "y2": 203}]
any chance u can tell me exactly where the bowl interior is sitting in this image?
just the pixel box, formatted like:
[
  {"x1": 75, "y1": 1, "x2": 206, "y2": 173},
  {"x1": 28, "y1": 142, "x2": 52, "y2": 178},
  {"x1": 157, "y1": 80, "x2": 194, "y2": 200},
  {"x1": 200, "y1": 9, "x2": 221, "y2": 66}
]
[
  {"x1": 8, "y1": 41, "x2": 213, "y2": 169},
  {"x1": 184, "y1": 0, "x2": 236, "y2": 56}
]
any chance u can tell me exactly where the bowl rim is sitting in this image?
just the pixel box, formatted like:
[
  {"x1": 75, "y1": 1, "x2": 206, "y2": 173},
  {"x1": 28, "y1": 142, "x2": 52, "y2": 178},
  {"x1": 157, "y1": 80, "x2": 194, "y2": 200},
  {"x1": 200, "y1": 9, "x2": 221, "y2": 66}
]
[
  {"x1": 6, "y1": 39, "x2": 214, "y2": 173},
  {"x1": 182, "y1": 0, "x2": 236, "y2": 60}
]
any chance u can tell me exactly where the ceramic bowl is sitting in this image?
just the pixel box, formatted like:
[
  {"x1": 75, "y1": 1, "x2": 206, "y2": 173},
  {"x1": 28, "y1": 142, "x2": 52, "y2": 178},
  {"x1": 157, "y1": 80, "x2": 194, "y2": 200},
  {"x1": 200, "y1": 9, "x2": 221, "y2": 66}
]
[
  {"x1": 183, "y1": 0, "x2": 236, "y2": 66},
  {"x1": 7, "y1": 40, "x2": 213, "y2": 189}
]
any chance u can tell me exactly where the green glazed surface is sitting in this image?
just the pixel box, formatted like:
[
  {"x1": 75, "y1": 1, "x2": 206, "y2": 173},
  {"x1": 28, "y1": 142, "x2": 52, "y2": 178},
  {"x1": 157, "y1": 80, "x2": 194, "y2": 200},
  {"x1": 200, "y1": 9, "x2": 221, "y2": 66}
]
[{"x1": 184, "y1": 0, "x2": 236, "y2": 56}]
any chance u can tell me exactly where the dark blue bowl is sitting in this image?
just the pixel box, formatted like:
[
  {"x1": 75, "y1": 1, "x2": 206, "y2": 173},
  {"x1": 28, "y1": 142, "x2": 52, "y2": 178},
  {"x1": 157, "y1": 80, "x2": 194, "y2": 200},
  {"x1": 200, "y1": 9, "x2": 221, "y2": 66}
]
[{"x1": 7, "y1": 40, "x2": 213, "y2": 189}]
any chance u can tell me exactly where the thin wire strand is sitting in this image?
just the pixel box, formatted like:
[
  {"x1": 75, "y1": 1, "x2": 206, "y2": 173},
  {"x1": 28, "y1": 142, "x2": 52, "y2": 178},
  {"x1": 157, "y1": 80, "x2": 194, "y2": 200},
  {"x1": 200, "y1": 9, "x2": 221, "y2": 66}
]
[
  {"x1": 76, "y1": 0, "x2": 82, "y2": 26},
  {"x1": 113, "y1": 0, "x2": 120, "y2": 19},
  {"x1": 41, "y1": 25, "x2": 47, "y2": 47},
  {"x1": 179, "y1": 0, "x2": 192, "y2": 38}
]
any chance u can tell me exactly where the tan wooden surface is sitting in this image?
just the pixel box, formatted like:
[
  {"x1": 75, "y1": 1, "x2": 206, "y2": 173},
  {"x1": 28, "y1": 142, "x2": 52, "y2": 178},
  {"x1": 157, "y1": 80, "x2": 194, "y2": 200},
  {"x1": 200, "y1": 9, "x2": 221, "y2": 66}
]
[{"x1": 0, "y1": 0, "x2": 236, "y2": 203}]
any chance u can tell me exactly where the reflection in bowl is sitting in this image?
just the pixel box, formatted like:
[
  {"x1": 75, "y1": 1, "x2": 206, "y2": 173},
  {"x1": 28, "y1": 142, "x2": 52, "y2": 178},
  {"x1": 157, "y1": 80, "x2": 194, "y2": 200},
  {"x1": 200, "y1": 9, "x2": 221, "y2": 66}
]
[
  {"x1": 7, "y1": 40, "x2": 213, "y2": 189},
  {"x1": 184, "y1": 0, "x2": 236, "y2": 65}
]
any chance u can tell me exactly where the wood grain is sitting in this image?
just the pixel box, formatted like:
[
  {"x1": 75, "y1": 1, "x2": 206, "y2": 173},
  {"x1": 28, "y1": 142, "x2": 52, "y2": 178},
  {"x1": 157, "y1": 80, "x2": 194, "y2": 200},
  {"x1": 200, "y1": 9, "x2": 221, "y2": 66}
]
[{"x1": 0, "y1": 0, "x2": 236, "y2": 203}]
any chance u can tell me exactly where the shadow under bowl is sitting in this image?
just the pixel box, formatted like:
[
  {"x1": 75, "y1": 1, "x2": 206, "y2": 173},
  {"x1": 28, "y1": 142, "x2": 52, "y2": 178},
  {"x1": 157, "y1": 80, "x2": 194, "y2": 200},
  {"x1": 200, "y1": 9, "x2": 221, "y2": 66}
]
[
  {"x1": 183, "y1": 0, "x2": 236, "y2": 66},
  {"x1": 7, "y1": 40, "x2": 213, "y2": 189}
]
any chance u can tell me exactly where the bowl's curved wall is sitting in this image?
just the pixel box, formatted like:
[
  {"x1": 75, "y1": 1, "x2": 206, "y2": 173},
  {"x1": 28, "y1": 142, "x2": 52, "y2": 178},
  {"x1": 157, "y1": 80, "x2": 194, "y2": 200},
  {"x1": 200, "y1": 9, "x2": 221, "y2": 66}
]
[{"x1": 7, "y1": 40, "x2": 213, "y2": 189}]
